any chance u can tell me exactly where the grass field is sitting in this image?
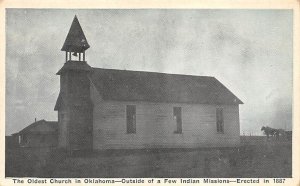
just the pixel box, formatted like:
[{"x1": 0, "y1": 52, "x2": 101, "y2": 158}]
[{"x1": 5, "y1": 136, "x2": 292, "y2": 178}]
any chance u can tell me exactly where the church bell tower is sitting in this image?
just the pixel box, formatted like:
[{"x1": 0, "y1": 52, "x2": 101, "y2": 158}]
[{"x1": 54, "y1": 16, "x2": 93, "y2": 152}]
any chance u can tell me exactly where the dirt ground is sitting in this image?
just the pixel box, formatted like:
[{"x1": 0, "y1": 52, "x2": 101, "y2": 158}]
[{"x1": 5, "y1": 136, "x2": 292, "y2": 178}]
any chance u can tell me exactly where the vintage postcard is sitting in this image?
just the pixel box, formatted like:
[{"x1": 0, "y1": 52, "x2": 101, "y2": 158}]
[{"x1": 0, "y1": 0, "x2": 299, "y2": 185}]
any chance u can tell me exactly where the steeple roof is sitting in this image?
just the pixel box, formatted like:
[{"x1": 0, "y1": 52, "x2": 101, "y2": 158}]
[{"x1": 61, "y1": 15, "x2": 90, "y2": 52}]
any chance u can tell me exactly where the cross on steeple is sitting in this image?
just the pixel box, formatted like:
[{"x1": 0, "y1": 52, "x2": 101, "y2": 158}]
[{"x1": 61, "y1": 15, "x2": 90, "y2": 62}]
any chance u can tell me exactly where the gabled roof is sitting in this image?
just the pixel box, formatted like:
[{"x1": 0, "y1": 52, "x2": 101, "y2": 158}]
[
  {"x1": 90, "y1": 68, "x2": 243, "y2": 105},
  {"x1": 18, "y1": 120, "x2": 58, "y2": 135},
  {"x1": 61, "y1": 15, "x2": 90, "y2": 52}
]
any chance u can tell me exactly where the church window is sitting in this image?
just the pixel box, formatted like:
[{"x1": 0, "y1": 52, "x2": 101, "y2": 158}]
[
  {"x1": 126, "y1": 105, "x2": 136, "y2": 134},
  {"x1": 216, "y1": 108, "x2": 224, "y2": 133},
  {"x1": 173, "y1": 107, "x2": 182, "y2": 134}
]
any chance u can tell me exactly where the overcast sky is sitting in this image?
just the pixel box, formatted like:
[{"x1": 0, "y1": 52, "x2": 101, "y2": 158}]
[{"x1": 5, "y1": 9, "x2": 293, "y2": 135}]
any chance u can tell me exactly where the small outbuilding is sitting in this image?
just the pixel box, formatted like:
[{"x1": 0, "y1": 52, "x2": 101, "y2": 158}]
[{"x1": 16, "y1": 120, "x2": 58, "y2": 148}]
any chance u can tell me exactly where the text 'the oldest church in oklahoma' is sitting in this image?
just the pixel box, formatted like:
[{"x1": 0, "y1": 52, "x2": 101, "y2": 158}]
[{"x1": 54, "y1": 16, "x2": 243, "y2": 152}]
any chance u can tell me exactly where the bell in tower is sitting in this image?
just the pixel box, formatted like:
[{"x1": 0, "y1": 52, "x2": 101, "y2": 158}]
[
  {"x1": 55, "y1": 15, "x2": 93, "y2": 153},
  {"x1": 61, "y1": 15, "x2": 90, "y2": 62}
]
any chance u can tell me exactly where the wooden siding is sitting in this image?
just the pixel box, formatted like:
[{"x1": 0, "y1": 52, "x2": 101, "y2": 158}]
[
  {"x1": 68, "y1": 106, "x2": 93, "y2": 150},
  {"x1": 58, "y1": 109, "x2": 68, "y2": 148},
  {"x1": 91, "y1": 88, "x2": 240, "y2": 150},
  {"x1": 57, "y1": 69, "x2": 94, "y2": 151}
]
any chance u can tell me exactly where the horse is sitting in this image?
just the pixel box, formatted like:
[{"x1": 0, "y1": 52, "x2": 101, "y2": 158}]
[
  {"x1": 261, "y1": 126, "x2": 286, "y2": 140},
  {"x1": 261, "y1": 126, "x2": 277, "y2": 139}
]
